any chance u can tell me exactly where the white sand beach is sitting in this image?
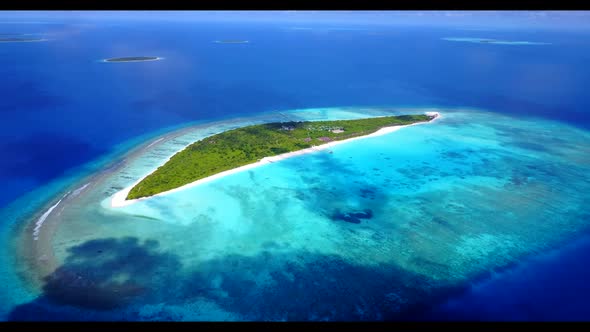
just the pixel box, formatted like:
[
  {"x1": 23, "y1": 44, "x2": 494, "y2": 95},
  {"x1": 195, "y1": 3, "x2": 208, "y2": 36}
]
[{"x1": 111, "y1": 112, "x2": 441, "y2": 208}]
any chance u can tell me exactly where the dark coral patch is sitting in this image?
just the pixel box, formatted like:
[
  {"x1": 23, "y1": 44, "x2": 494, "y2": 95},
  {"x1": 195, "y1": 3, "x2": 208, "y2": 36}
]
[{"x1": 331, "y1": 209, "x2": 373, "y2": 224}]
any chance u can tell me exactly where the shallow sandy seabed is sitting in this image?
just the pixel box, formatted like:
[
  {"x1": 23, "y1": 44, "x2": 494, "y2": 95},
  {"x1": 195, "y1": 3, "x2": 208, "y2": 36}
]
[{"x1": 4, "y1": 106, "x2": 590, "y2": 321}]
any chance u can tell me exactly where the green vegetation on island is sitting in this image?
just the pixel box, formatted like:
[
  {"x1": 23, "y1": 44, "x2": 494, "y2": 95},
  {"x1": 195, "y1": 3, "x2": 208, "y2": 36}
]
[{"x1": 126, "y1": 114, "x2": 434, "y2": 200}]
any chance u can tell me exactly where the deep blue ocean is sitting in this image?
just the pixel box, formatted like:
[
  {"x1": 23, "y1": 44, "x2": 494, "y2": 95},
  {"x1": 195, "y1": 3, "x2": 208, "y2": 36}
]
[{"x1": 1, "y1": 17, "x2": 590, "y2": 320}]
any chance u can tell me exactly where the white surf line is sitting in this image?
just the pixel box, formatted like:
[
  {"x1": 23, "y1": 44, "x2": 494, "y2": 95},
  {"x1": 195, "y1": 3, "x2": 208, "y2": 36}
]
[
  {"x1": 146, "y1": 138, "x2": 164, "y2": 148},
  {"x1": 33, "y1": 192, "x2": 70, "y2": 240},
  {"x1": 111, "y1": 112, "x2": 441, "y2": 208},
  {"x1": 71, "y1": 182, "x2": 91, "y2": 197}
]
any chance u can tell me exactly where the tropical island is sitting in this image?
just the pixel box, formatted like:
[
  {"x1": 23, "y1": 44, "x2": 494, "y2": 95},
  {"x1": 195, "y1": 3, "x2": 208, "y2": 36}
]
[
  {"x1": 442, "y1": 37, "x2": 550, "y2": 45},
  {"x1": 103, "y1": 56, "x2": 161, "y2": 62},
  {"x1": 124, "y1": 113, "x2": 437, "y2": 201},
  {"x1": 0, "y1": 37, "x2": 45, "y2": 42}
]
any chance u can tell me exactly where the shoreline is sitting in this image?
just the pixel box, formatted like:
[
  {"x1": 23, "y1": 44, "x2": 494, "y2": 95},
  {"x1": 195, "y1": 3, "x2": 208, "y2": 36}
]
[{"x1": 111, "y1": 112, "x2": 441, "y2": 208}]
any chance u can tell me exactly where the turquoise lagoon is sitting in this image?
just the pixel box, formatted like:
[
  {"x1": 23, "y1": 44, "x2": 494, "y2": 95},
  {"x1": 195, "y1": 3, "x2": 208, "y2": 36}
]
[{"x1": 4, "y1": 106, "x2": 590, "y2": 320}]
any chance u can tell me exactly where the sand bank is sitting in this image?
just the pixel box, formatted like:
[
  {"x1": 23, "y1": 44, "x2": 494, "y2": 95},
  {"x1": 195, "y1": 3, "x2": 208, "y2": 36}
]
[{"x1": 32, "y1": 192, "x2": 69, "y2": 241}]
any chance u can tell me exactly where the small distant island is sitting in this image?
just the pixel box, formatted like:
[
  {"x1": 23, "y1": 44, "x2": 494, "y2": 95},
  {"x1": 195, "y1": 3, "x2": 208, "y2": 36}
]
[
  {"x1": 0, "y1": 37, "x2": 45, "y2": 42},
  {"x1": 442, "y1": 37, "x2": 550, "y2": 45},
  {"x1": 214, "y1": 40, "x2": 249, "y2": 44},
  {"x1": 103, "y1": 56, "x2": 161, "y2": 63},
  {"x1": 124, "y1": 113, "x2": 437, "y2": 200}
]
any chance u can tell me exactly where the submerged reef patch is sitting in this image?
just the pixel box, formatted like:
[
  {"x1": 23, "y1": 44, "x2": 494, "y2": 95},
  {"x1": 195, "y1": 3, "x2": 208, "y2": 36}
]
[{"x1": 331, "y1": 209, "x2": 373, "y2": 224}]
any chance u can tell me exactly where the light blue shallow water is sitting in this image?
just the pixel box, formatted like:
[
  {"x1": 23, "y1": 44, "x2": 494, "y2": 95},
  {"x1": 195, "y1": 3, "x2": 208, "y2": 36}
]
[{"x1": 3, "y1": 106, "x2": 590, "y2": 321}]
